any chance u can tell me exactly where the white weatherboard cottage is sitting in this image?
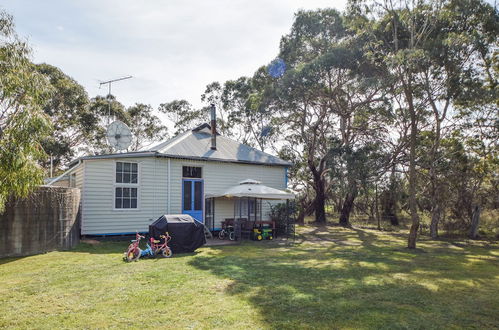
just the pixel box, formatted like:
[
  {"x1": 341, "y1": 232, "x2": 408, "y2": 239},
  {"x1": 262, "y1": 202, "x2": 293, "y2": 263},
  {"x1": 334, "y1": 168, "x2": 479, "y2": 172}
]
[{"x1": 57, "y1": 123, "x2": 291, "y2": 235}]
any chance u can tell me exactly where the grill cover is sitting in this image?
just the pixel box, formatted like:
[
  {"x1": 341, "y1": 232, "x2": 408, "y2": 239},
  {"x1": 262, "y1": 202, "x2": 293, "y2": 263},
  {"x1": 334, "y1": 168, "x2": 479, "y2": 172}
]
[{"x1": 149, "y1": 214, "x2": 205, "y2": 253}]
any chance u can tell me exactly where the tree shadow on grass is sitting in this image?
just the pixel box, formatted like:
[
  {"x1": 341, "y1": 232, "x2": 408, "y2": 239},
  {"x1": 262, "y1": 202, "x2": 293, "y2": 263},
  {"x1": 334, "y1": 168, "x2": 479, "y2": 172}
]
[
  {"x1": 0, "y1": 241, "x2": 126, "y2": 266},
  {"x1": 188, "y1": 228, "x2": 499, "y2": 329},
  {"x1": 0, "y1": 255, "x2": 29, "y2": 266}
]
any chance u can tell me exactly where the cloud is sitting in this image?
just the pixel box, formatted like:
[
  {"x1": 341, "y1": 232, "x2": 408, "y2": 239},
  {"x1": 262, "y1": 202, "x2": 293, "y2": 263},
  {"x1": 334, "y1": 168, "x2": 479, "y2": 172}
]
[{"x1": 2, "y1": 0, "x2": 347, "y2": 109}]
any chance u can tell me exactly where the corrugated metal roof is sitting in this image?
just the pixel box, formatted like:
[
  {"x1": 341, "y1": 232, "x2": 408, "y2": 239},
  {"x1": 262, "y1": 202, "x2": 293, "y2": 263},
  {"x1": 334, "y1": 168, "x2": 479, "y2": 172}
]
[
  {"x1": 68, "y1": 151, "x2": 157, "y2": 167},
  {"x1": 69, "y1": 124, "x2": 292, "y2": 167},
  {"x1": 149, "y1": 124, "x2": 292, "y2": 166}
]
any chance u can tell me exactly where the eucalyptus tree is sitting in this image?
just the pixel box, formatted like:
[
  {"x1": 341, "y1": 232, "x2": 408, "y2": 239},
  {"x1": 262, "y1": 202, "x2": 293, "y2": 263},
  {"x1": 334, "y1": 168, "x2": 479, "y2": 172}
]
[
  {"x1": 126, "y1": 103, "x2": 168, "y2": 151},
  {"x1": 38, "y1": 64, "x2": 168, "y2": 165},
  {"x1": 0, "y1": 10, "x2": 51, "y2": 212},
  {"x1": 271, "y1": 9, "x2": 389, "y2": 224},
  {"x1": 160, "y1": 76, "x2": 277, "y2": 153},
  {"x1": 87, "y1": 97, "x2": 166, "y2": 153},
  {"x1": 158, "y1": 99, "x2": 207, "y2": 135},
  {"x1": 370, "y1": 2, "x2": 438, "y2": 248},
  {"x1": 454, "y1": 64, "x2": 498, "y2": 237},
  {"x1": 327, "y1": 140, "x2": 387, "y2": 226},
  {"x1": 353, "y1": 0, "x2": 452, "y2": 247},
  {"x1": 451, "y1": 7, "x2": 498, "y2": 238},
  {"x1": 35, "y1": 63, "x2": 90, "y2": 168},
  {"x1": 351, "y1": 0, "x2": 498, "y2": 246},
  {"x1": 199, "y1": 74, "x2": 278, "y2": 152},
  {"x1": 200, "y1": 82, "x2": 231, "y2": 135},
  {"x1": 84, "y1": 95, "x2": 130, "y2": 154},
  {"x1": 225, "y1": 73, "x2": 278, "y2": 152},
  {"x1": 416, "y1": 0, "x2": 498, "y2": 238}
]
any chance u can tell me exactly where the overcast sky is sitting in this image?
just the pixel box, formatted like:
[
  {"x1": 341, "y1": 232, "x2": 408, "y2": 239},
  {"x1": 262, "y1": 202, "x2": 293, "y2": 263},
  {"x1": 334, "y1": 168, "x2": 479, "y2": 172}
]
[{"x1": 2, "y1": 0, "x2": 347, "y2": 109}]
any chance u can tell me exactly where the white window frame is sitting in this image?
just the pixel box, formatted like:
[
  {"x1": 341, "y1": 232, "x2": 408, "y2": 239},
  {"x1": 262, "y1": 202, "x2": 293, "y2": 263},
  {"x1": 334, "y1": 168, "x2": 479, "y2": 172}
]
[{"x1": 113, "y1": 161, "x2": 140, "y2": 211}]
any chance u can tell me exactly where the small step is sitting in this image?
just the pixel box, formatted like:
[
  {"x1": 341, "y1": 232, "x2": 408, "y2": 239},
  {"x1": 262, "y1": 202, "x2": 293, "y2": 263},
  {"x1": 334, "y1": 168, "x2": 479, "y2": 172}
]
[{"x1": 203, "y1": 224, "x2": 213, "y2": 240}]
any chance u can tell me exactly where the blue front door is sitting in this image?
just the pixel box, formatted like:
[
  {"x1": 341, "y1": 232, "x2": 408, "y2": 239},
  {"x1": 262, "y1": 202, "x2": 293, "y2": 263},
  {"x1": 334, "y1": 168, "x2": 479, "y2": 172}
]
[{"x1": 182, "y1": 179, "x2": 203, "y2": 222}]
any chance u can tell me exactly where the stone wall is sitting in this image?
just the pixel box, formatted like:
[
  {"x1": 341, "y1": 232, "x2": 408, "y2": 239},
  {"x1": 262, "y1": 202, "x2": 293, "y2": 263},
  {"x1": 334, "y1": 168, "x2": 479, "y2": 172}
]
[{"x1": 0, "y1": 186, "x2": 81, "y2": 258}]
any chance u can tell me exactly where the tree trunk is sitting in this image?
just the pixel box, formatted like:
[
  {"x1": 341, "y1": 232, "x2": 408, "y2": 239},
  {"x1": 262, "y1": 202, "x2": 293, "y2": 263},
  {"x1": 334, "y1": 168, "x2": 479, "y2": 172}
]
[
  {"x1": 430, "y1": 200, "x2": 442, "y2": 239},
  {"x1": 311, "y1": 174, "x2": 326, "y2": 223},
  {"x1": 469, "y1": 205, "x2": 481, "y2": 239},
  {"x1": 428, "y1": 104, "x2": 444, "y2": 240},
  {"x1": 407, "y1": 215, "x2": 419, "y2": 249},
  {"x1": 389, "y1": 214, "x2": 399, "y2": 226},
  {"x1": 430, "y1": 203, "x2": 441, "y2": 239},
  {"x1": 383, "y1": 165, "x2": 399, "y2": 226},
  {"x1": 375, "y1": 184, "x2": 381, "y2": 230},
  {"x1": 314, "y1": 182, "x2": 326, "y2": 223},
  {"x1": 407, "y1": 97, "x2": 420, "y2": 249},
  {"x1": 296, "y1": 198, "x2": 315, "y2": 224},
  {"x1": 339, "y1": 185, "x2": 357, "y2": 227},
  {"x1": 296, "y1": 211, "x2": 305, "y2": 224}
]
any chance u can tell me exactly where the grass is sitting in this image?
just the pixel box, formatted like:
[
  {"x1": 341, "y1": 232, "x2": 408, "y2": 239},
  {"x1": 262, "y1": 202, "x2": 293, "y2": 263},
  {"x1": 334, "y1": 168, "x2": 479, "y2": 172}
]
[{"x1": 1, "y1": 226, "x2": 498, "y2": 329}]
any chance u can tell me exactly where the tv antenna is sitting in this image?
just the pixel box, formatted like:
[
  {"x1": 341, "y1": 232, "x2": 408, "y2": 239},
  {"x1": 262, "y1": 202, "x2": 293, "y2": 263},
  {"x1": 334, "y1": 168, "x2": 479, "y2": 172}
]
[{"x1": 99, "y1": 75, "x2": 132, "y2": 122}]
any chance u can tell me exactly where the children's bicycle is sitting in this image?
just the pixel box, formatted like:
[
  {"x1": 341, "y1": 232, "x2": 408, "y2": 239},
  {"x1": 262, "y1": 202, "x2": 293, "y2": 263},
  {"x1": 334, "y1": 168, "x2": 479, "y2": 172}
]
[
  {"x1": 124, "y1": 232, "x2": 144, "y2": 262},
  {"x1": 218, "y1": 226, "x2": 235, "y2": 240},
  {"x1": 219, "y1": 219, "x2": 236, "y2": 240},
  {"x1": 124, "y1": 232, "x2": 173, "y2": 262},
  {"x1": 148, "y1": 232, "x2": 173, "y2": 258}
]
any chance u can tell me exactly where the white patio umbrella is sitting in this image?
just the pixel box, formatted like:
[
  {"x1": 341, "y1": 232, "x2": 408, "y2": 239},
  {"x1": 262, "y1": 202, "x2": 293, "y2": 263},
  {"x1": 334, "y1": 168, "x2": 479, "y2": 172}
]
[{"x1": 206, "y1": 179, "x2": 294, "y2": 200}]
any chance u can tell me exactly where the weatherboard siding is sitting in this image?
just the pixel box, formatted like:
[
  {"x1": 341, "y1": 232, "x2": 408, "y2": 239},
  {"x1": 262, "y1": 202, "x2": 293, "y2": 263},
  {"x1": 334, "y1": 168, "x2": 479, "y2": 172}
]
[
  {"x1": 74, "y1": 164, "x2": 84, "y2": 189},
  {"x1": 169, "y1": 159, "x2": 286, "y2": 229},
  {"x1": 81, "y1": 157, "x2": 169, "y2": 235},
  {"x1": 81, "y1": 157, "x2": 286, "y2": 235}
]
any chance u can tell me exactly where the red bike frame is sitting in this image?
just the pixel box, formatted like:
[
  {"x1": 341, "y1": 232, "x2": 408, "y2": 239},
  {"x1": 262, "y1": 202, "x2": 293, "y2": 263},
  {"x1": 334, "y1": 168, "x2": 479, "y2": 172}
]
[
  {"x1": 124, "y1": 232, "x2": 144, "y2": 262},
  {"x1": 150, "y1": 232, "x2": 172, "y2": 258}
]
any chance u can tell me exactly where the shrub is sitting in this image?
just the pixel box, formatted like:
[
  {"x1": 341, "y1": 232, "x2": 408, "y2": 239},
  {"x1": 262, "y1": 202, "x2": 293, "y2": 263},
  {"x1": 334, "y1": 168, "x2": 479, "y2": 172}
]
[{"x1": 268, "y1": 201, "x2": 297, "y2": 236}]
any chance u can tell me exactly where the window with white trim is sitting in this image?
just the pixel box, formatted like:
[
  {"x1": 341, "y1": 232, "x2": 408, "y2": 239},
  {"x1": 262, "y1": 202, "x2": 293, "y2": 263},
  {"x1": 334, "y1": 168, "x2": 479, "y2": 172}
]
[
  {"x1": 115, "y1": 162, "x2": 138, "y2": 209},
  {"x1": 116, "y1": 162, "x2": 138, "y2": 183}
]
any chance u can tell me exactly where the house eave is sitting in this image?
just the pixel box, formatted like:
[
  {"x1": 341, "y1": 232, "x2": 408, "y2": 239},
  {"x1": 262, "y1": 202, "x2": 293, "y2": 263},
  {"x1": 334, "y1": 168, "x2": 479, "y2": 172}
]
[
  {"x1": 155, "y1": 153, "x2": 293, "y2": 167},
  {"x1": 69, "y1": 151, "x2": 292, "y2": 167}
]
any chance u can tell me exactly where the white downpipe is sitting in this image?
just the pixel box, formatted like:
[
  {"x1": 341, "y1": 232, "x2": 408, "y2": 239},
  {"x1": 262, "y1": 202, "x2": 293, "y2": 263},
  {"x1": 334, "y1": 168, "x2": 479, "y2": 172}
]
[
  {"x1": 167, "y1": 158, "x2": 171, "y2": 214},
  {"x1": 153, "y1": 158, "x2": 157, "y2": 219}
]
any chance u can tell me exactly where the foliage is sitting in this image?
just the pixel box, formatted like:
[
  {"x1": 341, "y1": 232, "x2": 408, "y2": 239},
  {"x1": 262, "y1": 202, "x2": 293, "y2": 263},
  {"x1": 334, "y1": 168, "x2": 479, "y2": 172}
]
[
  {"x1": 158, "y1": 99, "x2": 206, "y2": 135},
  {"x1": 126, "y1": 103, "x2": 168, "y2": 151},
  {"x1": 342, "y1": 0, "x2": 499, "y2": 246},
  {"x1": 0, "y1": 10, "x2": 51, "y2": 212},
  {"x1": 35, "y1": 63, "x2": 90, "y2": 168},
  {"x1": 87, "y1": 97, "x2": 167, "y2": 153},
  {"x1": 165, "y1": 0, "x2": 497, "y2": 242},
  {"x1": 265, "y1": 8, "x2": 392, "y2": 224},
  {"x1": 268, "y1": 201, "x2": 297, "y2": 235},
  {"x1": 200, "y1": 76, "x2": 278, "y2": 152}
]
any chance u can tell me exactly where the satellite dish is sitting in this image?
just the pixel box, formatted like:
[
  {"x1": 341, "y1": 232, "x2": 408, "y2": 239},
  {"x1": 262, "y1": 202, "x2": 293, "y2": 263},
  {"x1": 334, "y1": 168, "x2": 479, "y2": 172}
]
[{"x1": 106, "y1": 120, "x2": 133, "y2": 151}]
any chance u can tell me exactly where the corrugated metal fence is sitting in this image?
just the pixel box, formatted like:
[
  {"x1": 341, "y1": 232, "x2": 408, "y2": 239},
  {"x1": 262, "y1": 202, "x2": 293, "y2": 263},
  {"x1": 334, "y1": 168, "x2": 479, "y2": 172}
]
[{"x1": 0, "y1": 186, "x2": 81, "y2": 258}]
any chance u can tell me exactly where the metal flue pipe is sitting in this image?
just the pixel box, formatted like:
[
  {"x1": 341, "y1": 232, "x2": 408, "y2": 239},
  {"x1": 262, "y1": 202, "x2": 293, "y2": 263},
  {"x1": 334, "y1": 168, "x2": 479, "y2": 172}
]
[{"x1": 210, "y1": 103, "x2": 217, "y2": 150}]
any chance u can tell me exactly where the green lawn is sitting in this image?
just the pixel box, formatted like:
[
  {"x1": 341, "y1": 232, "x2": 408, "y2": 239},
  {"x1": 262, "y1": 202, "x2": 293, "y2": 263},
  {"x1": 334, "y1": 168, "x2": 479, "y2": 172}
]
[{"x1": 1, "y1": 226, "x2": 498, "y2": 329}]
